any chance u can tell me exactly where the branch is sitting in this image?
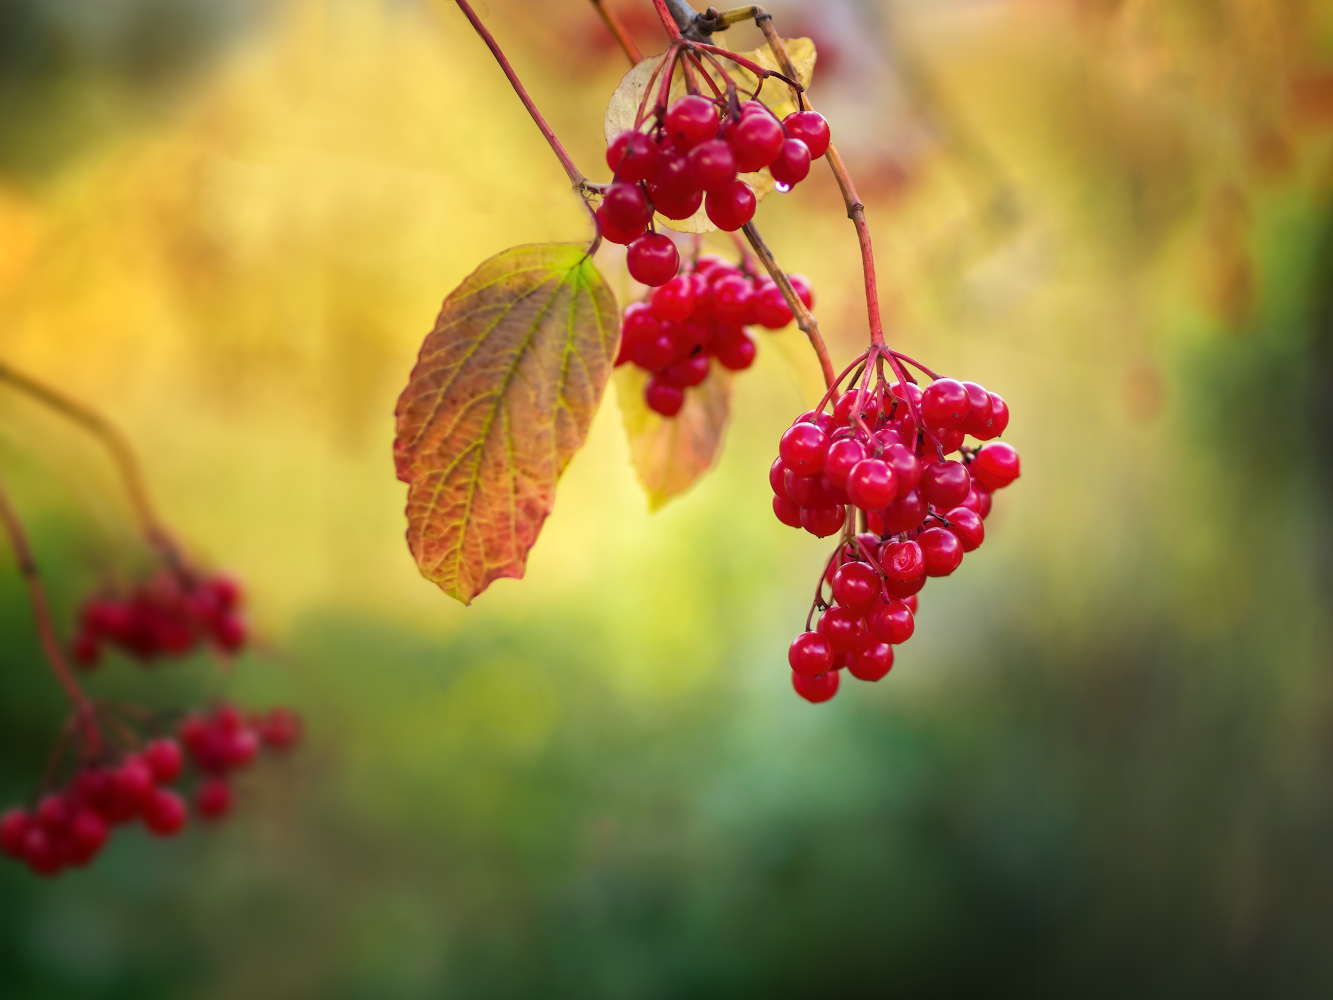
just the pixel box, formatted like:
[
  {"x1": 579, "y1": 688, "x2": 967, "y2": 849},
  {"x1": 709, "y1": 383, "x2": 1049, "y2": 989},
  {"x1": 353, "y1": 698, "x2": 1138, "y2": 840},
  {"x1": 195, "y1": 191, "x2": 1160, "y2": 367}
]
[
  {"x1": 590, "y1": 0, "x2": 643, "y2": 64},
  {"x1": 740, "y1": 222, "x2": 834, "y2": 389}
]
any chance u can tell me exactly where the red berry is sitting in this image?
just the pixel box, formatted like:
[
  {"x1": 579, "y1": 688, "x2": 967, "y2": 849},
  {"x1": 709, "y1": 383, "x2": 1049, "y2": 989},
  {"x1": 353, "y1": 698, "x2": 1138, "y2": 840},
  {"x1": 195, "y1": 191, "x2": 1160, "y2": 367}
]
[
  {"x1": 600, "y1": 182, "x2": 653, "y2": 236},
  {"x1": 634, "y1": 330, "x2": 677, "y2": 370},
  {"x1": 833, "y1": 390, "x2": 878, "y2": 428},
  {"x1": 799, "y1": 410, "x2": 838, "y2": 436},
  {"x1": 112, "y1": 759, "x2": 155, "y2": 810},
  {"x1": 848, "y1": 642, "x2": 894, "y2": 682},
  {"x1": 788, "y1": 274, "x2": 815, "y2": 309},
  {"x1": 868, "y1": 601, "x2": 914, "y2": 644},
  {"x1": 800, "y1": 504, "x2": 846, "y2": 537},
  {"x1": 880, "y1": 540, "x2": 925, "y2": 582},
  {"x1": 597, "y1": 206, "x2": 643, "y2": 246},
  {"x1": 728, "y1": 112, "x2": 784, "y2": 171},
  {"x1": 607, "y1": 129, "x2": 658, "y2": 181},
  {"x1": 645, "y1": 378, "x2": 685, "y2": 416},
  {"x1": 930, "y1": 427, "x2": 966, "y2": 455},
  {"x1": 823, "y1": 438, "x2": 867, "y2": 490},
  {"x1": 789, "y1": 631, "x2": 835, "y2": 677},
  {"x1": 143, "y1": 739, "x2": 183, "y2": 784},
  {"x1": 1, "y1": 808, "x2": 30, "y2": 857},
  {"x1": 23, "y1": 828, "x2": 62, "y2": 876},
  {"x1": 710, "y1": 275, "x2": 754, "y2": 324},
  {"x1": 881, "y1": 489, "x2": 927, "y2": 534},
  {"x1": 846, "y1": 459, "x2": 897, "y2": 510},
  {"x1": 784, "y1": 469, "x2": 831, "y2": 508},
  {"x1": 769, "y1": 138, "x2": 811, "y2": 187},
  {"x1": 712, "y1": 329, "x2": 756, "y2": 370},
  {"x1": 903, "y1": 596, "x2": 919, "y2": 614},
  {"x1": 919, "y1": 460, "x2": 970, "y2": 510},
  {"x1": 817, "y1": 606, "x2": 869, "y2": 654},
  {"x1": 958, "y1": 382, "x2": 993, "y2": 437},
  {"x1": 918, "y1": 527, "x2": 964, "y2": 577},
  {"x1": 195, "y1": 778, "x2": 233, "y2": 820},
  {"x1": 261, "y1": 708, "x2": 304, "y2": 751},
  {"x1": 650, "y1": 275, "x2": 694, "y2": 321},
  {"x1": 972, "y1": 442, "x2": 1021, "y2": 490},
  {"x1": 832, "y1": 561, "x2": 880, "y2": 612},
  {"x1": 705, "y1": 179, "x2": 757, "y2": 232},
  {"x1": 921, "y1": 378, "x2": 971, "y2": 429},
  {"x1": 969, "y1": 392, "x2": 1008, "y2": 440},
  {"x1": 67, "y1": 810, "x2": 108, "y2": 865},
  {"x1": 686, "y1": 138, "x2": 737, "y2": 193},
  {"x1": 665, "y1": 95, "x2": 720, "y2": 150},
  {"x1": 792, "y1": 668, "x2": 840, "y2": 703},
  {"x1": 885, "y1": 572, "x2": 926, "y2": 599},
  {"x1": 782, "y1": 110, "x2": 831, "y2": 159},
  {"x1": 626, "y1": 233, "x2": 680, "y2": 287},
  {"x1": 779, "y1": 422, "x2": 829, "y2": 475},
  {"x1": 772, "y1": 495, "x2": 803, "y2": 528},
  {"x1": 945, "y1": 507, "x2": 985, "y2": 552},
  {"x1": 961, "y1": 483, "x2": 994, "y2": 519},
  {"x1": 662, "y1": 353, "x2": 710, "y2": 389},
  {"x1": 752, "y1": 282, "x2": 793, "y2": 328},
  {"x1": 769, "y1": 458, "x2": 791, "y2": 499},
  {"x1": 653, "y1": 188, "x2": 704, "y2": 221},
  {"x1": 142, "y1": 789, "x2": 187, "y2": 837},
  {"x1": 883, "y1": 443, "x2": 922, "y2": 499}
]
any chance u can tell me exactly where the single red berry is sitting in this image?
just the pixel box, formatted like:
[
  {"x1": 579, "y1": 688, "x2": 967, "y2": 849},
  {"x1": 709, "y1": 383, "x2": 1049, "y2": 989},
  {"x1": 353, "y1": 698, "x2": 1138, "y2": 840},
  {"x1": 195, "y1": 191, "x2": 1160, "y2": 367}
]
[
  {"x1": 686, "y1": 138, "x2": 737, "y2": 193},
  {"x1": 768, "y1": 138, "x2": 811, "y2": 187},
  {"x1": 885, "y1": 572, "x2": 926, "y2": 599},
  {"x1": 800, "y1": 504, "x2": 846, "y2": 538},
  {"x1": 626, "y1": 233, "x2": 680, "y2": 287},
  {"x1": 648, "y1": 142, "x2": 694, "y2": 198},
  {"x1": 607, "y1": 129, "x2": 658, "y2": 182},
  {"x1": 645, "y1": 378, "x2": 685, "y2": 416},
  {"x1": 945, "y1": 506, "x2": 985, "y2": 552},
  {"x1": 67, "y1": 810, "x2": 108, "y2": 866},
  {"x1": 919, "y1": 527, "x2": 964, "y2": 577},
  {"x1": 143, "y1": 739, "x2": 183, "y2": 784},
  {"x1": 779, "y1": 422, "x2": 829, "y2": 475},
  {"x1": 769, "y1": 458, "x2": 791, "y2": 500},
  {"x1": 601, "y1": 182, "x2": 653, "y2": 235},
  {"x1": 788, "y1": 631, "x2": 835, "y2": 677},
  {"x1": 919, "y1": 460, "x2": 970, "y2": 510},
  {"x1": 705, "y1": 179, "x2": 757, "y2": 232},
  {"x1": 930, "y1": 427, "x2": 966, "y2": 455},
  {"x1": 833, "y1": 390, "x2": 878, "y2": 428},
  {"x1": 0, "y1": 808, "x2": 30, "y2": 858},
  {"x1": 792, "y1": 668, "x2": 840, "y2": 703},
  {"x1": 36, "y1": 794, "x2": 72, "y2": 835},
  {"x1": 883, "y1": 443, "x2": 922, "y2": 499},
  {"x1": 728, "y1": 112, "x2": 785, "y2": 171},
  {"x1": 969, "y1": 392, "x2": 1009, "y2": 440},
  {"x1": 961, "y1": 482, "x2": 994, "y2": 519},
  {"x1": 879, "y1": 540, "x2": 925, "y2": 582},
  {"x1": 665, "y1": 95, "x2": 720, "y2": 150},
  {"x1": 261, "y1": 708, "x2": 304, "y2": 751},
  {"x1": 633, "y1": 330, "x2": 678, "y2": 370},
  {"x1": 848, "y1": 642, "x2": 894, "y2": 682},
  {"x1": 959, "y1": 382, "x2": 993, "y2": 437},
  {"x1": 652, "y1": 188, "x2": 704, "y2": 221},
  {"x1": 112, "y1": 757, "x2": 156, "y2": 811},
  {"x1": 662, "y1": 354, "x2": 710, "y2": 388},
  {"x1": 817, "y1": 606, "x2": 869, "y2": 654},
  {"x1": 921, "y1": 378, "x2": 971, "y2": 429},
  {"x1": 799, "y1": 410, "x2": 839, "y2": 436},
  {"x1": 195, "y1": 778, "x2": 233, "y2": 821},
  {"x1": 881, "y1": 489, "x2": 927, "y2": 534},
  {"x1": 846, "y1": 459, "x2": 897, "y2": 510},
  {"x1": 597, "y1": 205, "x2": 645, "y2": 246},
  {"x1": 820, "y1": 473, "x2": 850, "y2": 506},
  {"x1": 772, "y1": 495, "x2": 803, "y2": 528},
  {"x1": 225, "y1": 728, "x2": 260, "y2": 770},
  {"x1": 823, "y1": 438, "x2": 867, "y2": 491},
  {"x1": 784, "y1": 469, "x2": 831, "y2": 508},
  {"x1": 23, "y1": 828, "x2": 62, "y2": 876},
  {"x1": 868, "y1": 601, "x2": 915, "y2": 645},
  {"x1": 832, "y1": 561, "x2": 880, "y2": 613},
  {"x1": 712, "y1": 329, "x2": 756, "y2": 370},
  {"x1": 972, "y1": 442, "x2": 1021, "y2": 490},
  {"x1": 903, "y1": 595, "x2": 919, "y2": 614},
  {"x1": 142, "y1": 789, "x2": 187, "y2": 837},
  {"x1": 752, "y1": 282, "x2": 793, "y2": 328},
  {"x1": 782, "y1": 110, "x2": 831, "y2": 159},
  {"x1": 710, "y1": 275, "x2": 754, "y2": 324},
  {"x1": 650, "y1": 275, "x2": 694, "y2": 321}
]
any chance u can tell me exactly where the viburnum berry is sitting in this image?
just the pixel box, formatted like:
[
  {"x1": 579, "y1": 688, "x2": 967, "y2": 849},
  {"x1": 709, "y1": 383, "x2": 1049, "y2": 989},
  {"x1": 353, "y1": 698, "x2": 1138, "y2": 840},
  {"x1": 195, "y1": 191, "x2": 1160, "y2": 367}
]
[
  {"x1": 728, "y1": 112, "x2": 784, "y2": 172},
  {"x1": 710, "y1": 275, "x2": 753, "y2": 323},
  {"x1": 974, "y1": 393, "x2": 1009, "y2": 440},
  {"x1": 0, "y1": 809, "x2": 29, "y2": 858},
  {"x1": 823, "y1": 438, "x2": 867, "y2": 490},
  {"x1": 600, "y1": 182, "x2": 653, "y2": 237},
  {"x1": 142, "y1": 788, "x2": 187, "y2": 837},
  {"x1": 645, "y1": 378, "x2": 685, "y2": 417},
  {"x1": 881, "y1": 489, "x2": 927, "y2": 534},
  {"x1": 143, "y1": 739, "x2": 183, "y2": 784},
  {"x1": 919, "y1": 460, "x2": 970, "y2": 510},
  {"x1": 868, "y1": 601, "x2": 914, "y2": 644},
  {"x1": 800, "y1": 504, "x2": 845, "y2": 538},
  {"x1": 705, "y1": 179, "x2": 757, "y2": 231},
  {"x1": 799, "y1": 410, "x2": 838, "y2": 435},
  {"x1": 686, "y1": 138, "x2": 737, "y2": 193},
  {"x1": 846, "y1": 459, "x2": 897, "y2": 510},
  {"x1": 769, "y1": 138, "x2": 812, "y2": 187},
  {"x1": 788, "y1": 631, "x2": 834, "y2": 677},
  {"x1": 883, "y1": 443, "x2": 922, "y2": 498},
  {"x1": 885, "y1": 570, "x2": 926, "y2": 600},
  {"x1": 785, "y1": 469, "x2": 830, "y2": 507},
  {"x1": 972, "y1": 441, "x2": 1020, "y2": 489},
  {"x1": 961, "y1": 482, "x2": 994, "y2": 519},
  {"x1": 626, "y1": 233, "x2": 680, "y2": 287},
  {"x1": 945, "y1": 506, "x2": 985, "y2": 552},
  {"x1": 772, "y1": 495, "x2": 803, "y2": 528},
  {"x1": 831, "y1": 561, "x2": 879, "y2": 612},
  {"x1": 921, "y1": 378, "x2": 970, "y2": 429},
  {"x1": 652, "y1": 188, "x2": 704, "y2": 222},
  {"x1": 788, "y1": 274, "x2": 815, "y2": 310},
  {"x1": 779, "y1": 421, "x2": 829, "y2": 475},
  {"x1": 782, "y1": 110, "x2": 831, "y2": 159},
  {"x1": 712, "y1": 329, "x2": 756, "y2": 370},
  {"x1": 833, "y1": 389, "x2": 878, "y2": 428},
  {"x1": 650, "y1": 275, "x2": 694, "y2": 321},
  {"x1": 918, "y1": 527, "x2": 964, "y2": 577},
  {"x1": 752, "y1": 282, "x2": 793, "y2": 328},
  {"x1": 665, "y1": 95, "x2": 720, "y2": 150},
  {"x1": 195, "y1": 778, "x2": 232, "y2": 821},
  {"x1": 817, "y1": 606, "x2": 869, "y2": 654},
  {"x1": 792, "y1": 668, "x2": 840, "y2": 703},
  {"x1": 959, "y1": 381, "x2": 993, "y2": 436},
  {"x1": 880, "y1": 539, "x2": 925, "y2": 582},
  {"x1": 848, "y1": 641, "x2": 893, "y2": 682},
  {"x1": 607, "y1": 129, "x2": 658, "y2": 182}
]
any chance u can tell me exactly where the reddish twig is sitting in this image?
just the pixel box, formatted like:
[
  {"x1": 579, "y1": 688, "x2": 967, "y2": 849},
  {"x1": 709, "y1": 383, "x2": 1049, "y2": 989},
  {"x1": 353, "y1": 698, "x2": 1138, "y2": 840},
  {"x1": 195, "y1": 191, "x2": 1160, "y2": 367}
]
[{"x1": 590, "y1": 0, "x2": 643, "y2": 63}]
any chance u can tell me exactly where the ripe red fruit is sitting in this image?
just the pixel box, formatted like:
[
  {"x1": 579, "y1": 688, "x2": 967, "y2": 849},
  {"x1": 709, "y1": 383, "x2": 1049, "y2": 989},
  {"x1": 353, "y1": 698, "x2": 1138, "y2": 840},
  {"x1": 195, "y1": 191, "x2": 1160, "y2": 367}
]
[
  {"x1": 769, "y1": 138, "x2": 811, "y2": 187},
  {"x1": 646, "y1": 378, "x2": 685, "y2": 416},
  {"x1": 885, "y1": 572, "x2": 926, "y2": 599},
  {"x1": 142, "y1": 789, "x2": 187, "y2": 837},
  {"x1": 792, "y1": 668, "x2": 840, "y2": 703},
  {"x1": 143, "y1": 739, "x2": 183, "y2": 784},
  {"x1": 728, "y1": 112, "x2": 784, "y2": 171},
  {"x1": 972, "y1": 442, "x2": 1021, "y2": 490},
  {"x1": 261, "y1": 708, "x2": 304, "y2": 750},
  {"x1": 599, "y1": 183, "x2": 653, "y2": 237},
  {"x1": 772, "y1": 495, "x2": 803, "y2": 528},
  {"x1": 112, "y1": 758, "x2": 155, "y2": 810},
  {"x1": 634, "y1": 330, "x2": 677, "y2": 370},
  {"x1": 195, "y1": 779, "x2": 233, "y2": 820},
  {"x1": 918, "y1": 527, "x2": 964, "y2": 577},
  {"x1": 817, "y1": 606, "x2": 869, "y2": 654},
  {"x1": 919, "y1": 460, "x2": 970, "y2": 510},
  {"x1": 788, "y1": 274, "x2": 815, "y2": 309},
  {"x1": 626, "y1": 233, "x2": 680, "y2": 287},
  {"x1": 880, "y1": 540, "x2": 925, "y2": 582},
  {"x1": 799, "y1": 410, "x2": 838, "y2": 435},
  {"x1": 650, "y1": 275, "x2": 695, "y2": 321},
  {"x1": 704, "y1": 179, "x2": 757, "y2": 231},
  {"x1": 961, "y1": 483, "x2": 994, "y2": 519},
  {"x1": 930, "y1": 427, "x2": 965, "y2": 456},
  {"x1": 225, "y1": 728, "x2": 260, "y2": 769},
  {"x1": 662, "y1": 353, "x2": 710, "y2": 388},
  {"x1": 883, "y1": 443, "x2": 922, "y2": 499},
  {"x1": 779, "y1": 422, "x2": 829, "y2": 474},
  {"x1": 788, "y1": 631, "x2": 835, "y2": 677},
  {"x1": 607, "y1": 129, "x2": 658, "y2": 181},
  {"x1": 665, "y1": 95, "x2": 720, "y2": 150},
  {"x1": 71, "y1": 630, "x2": 100, "y2": 668},
  {"x1": 686, "y1": 138, "x2": 737, "y2": 192},
  {"x1": 959, "y1": 381, "x2": 993, "y2": 436},
  {"x1": 903, "y1": 595, "x2": 919, "y2": 615},
  {"x1": 921, "y1": 378, "x2": 971, "y2": 429},
  {"x1": 868, "y1": 601, "x2": 915, "y2": 644},
  {"x1": 652, "y1": 188, "x2": 704, "y2": 221},
  {"x1": 752, "y1": 282, "x2": 793, "y2": 328},
  {"x1": 833, "y1": 390, "x2": 878, "y2": 428},
  {"x1": 823, "y1": 438, "x2": 867, "y2": 490},
  {"x1": 846, "y1": 459, "x2": 897, "y2": 510},
  {"x1": 710, "y1": 275, "x2": 753, "y2": 324},
  {"x1": 848, "y1": 642, "x2": 894, "y2": 682},
  {"x1": 800, "y1": 504, "x2": 845, "y2": 538},
  {"x1": 0, "y1": 809, "x2": 30, "y2": 857},
  {"x1": 945, "y1": 507, "x2": 985, "y2": 552},
  {"x1": 711, "y1": 328, "x2": 755, "y2": 370},
  {"x1": 782, "y1": 110, "x2": 831, "y2": 159},
  {"x1": 23, "y1": 828, "x2": 61, "y2": 876},
  {"x1": 769, "y1": 458, "x2": 791, "y2": 499},
  {"x1": 68, "y1": 811, "x2": 108, "y2": 865},
  {"x1": 785, "y1": 469, "x2": 831, "y2": 508},
  {"x1": 832, "y1": 561, "x2": 880, "y2": 612},
  {"x1": 972, "y1": 393, "x2": 1009, "y2": 440},
  {"x1": 881, "y1": 489, "x2": 927, "y2": 534}
]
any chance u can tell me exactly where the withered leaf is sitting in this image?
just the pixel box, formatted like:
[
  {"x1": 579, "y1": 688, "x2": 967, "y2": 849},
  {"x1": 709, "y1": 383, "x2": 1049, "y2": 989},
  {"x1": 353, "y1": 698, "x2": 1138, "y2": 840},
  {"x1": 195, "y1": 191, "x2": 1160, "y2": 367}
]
[{"x1": 394, "y1": 243, "x2": 618, "y2": 604}]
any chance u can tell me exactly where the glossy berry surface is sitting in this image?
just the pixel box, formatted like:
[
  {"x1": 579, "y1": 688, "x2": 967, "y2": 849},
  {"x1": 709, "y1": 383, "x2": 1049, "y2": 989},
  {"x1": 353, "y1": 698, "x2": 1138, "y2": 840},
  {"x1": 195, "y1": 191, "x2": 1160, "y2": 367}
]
[
  {"x1": 779, "y1": 422, "x2": 829, "y2": 475},
  {"x1": 921, "y1": 378, "x2": 971, "y2": 429},
  {"x1": 607, "y1": 129, "x2": 658, "y2": 181},
  {"x1": 823, "y1": 438, "x2": 867, "y2": 490},
  {"x1": 920, "y1": 460, "x2": 970, "y2": 510},
  {"x1": 686, "y1": 139, "x2": 737, "y2": 193},
  {"x1": 848, "y1": 642, "x2": 893, "y2": 682},
  {"x1": 945, "y1": 506, "x2": 985, "y2": 551},
  {"x1": 769, "y1": 138, "x2": 812, "y2": 187},
  {"x1": 782, "y1": 111, "x2": 831, "y2": 159},
  {"x1": 832, "y1": 561, "x2": 879, "y2": 613},
  {"x1": 665, "y1": 95, "x2": 720, "y2": 150},
  {"x1": 626, "y1": 233, "x2": 680, "y2": 287},
  {"x1": 705, "y1": 180, "x2": 757, "y2": 231},
  {"x1": 818, "y1": 606, "x2": 869, "y2": 654},
  {"x1": 973, "y1": 442, "x2": 1021, "y2": 489},
  {"x1": 788, "y1": 631, "x2": 835, "y2": 677},
  {"x1": 846, "y1": 459, "x2": 897, "y2": 510},
  {"x1": 800, "y1": 504, "x2": 845, "y2": 538},
  {"x1": 919, "y1": 527, "x2": 964, "y2": 577},
  {"x1": 880, "y1": 539, "x2": 925, "y2": 582},
  {"x1": 728, "y1": 112, "x2": 784, "y2": 172},
  {"x1": 792, "y1": 668, "x2": 840, "y2": 703},
  {"x1": 869, "y1": 602, "x2": 915, "y2": 645}
]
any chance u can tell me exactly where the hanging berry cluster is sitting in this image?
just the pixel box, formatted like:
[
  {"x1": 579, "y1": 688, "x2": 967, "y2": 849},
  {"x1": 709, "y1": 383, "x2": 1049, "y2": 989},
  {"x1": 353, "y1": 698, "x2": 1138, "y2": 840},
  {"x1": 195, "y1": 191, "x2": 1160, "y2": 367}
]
[
  {"x1": 615, "y1": 250, "x2": 814, "y2": 415},
  {"x1": 776, "y1": 356, "x2": 1021, "y2": 702},
  {"x1": 72, "y1": 571, "x2": 246, "y2": 666},
  {"x1": 0, "y1": 703, "x2": 301, "y2": 877}
]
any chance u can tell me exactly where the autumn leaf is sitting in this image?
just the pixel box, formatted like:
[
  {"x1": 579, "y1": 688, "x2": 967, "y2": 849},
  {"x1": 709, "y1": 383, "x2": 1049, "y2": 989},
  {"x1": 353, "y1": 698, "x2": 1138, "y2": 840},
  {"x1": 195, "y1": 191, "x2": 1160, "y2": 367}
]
[
  {"x1": 603, "y1": 39, "x2": 817, "y2": 235},
  {"x1": 613, "y1": 362, "x2": 732, "y2": 511},
  {"x1": 394, "y1": 243, "x2": 619, "y2": 605}
]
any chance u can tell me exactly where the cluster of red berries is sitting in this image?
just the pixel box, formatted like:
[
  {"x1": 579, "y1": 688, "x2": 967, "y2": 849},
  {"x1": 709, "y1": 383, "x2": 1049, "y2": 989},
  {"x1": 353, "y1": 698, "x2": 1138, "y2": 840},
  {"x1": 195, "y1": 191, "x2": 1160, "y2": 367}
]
[
  {"x1": 71, "y1": 572, "x2": 246, "y2": 667},
  {"x1": 773, "y1": 374, "x2": 1021, "y2": 702},
  {"x1": 616, "y1": 253, "x2": 814, "y2": 416},
  {"x1": 0, "y1": 704, "x2": 301, "y2": 877},
  {"x1": 602, "y1": 95, "x2": 831, "y2": 286}
]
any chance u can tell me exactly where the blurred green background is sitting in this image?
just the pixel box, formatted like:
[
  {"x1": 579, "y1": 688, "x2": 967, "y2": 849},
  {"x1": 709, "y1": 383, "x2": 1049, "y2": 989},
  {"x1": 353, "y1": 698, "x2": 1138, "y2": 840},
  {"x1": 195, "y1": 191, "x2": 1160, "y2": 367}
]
[{"x1": 3, "y1": 0, "x2": 1333, "y2": 995}]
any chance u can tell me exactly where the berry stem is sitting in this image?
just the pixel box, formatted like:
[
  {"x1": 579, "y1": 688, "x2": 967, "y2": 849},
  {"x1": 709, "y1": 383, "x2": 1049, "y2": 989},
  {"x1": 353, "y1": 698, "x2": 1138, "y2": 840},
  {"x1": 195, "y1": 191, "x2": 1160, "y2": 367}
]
[
  {"x1": 889, "y1": 350, "x2": 939, "y2": 381},
  {"x1": 651, "y1": 0, "x2": 685, "y2": 39},
  {"x1": 740, "y1": 222, "x2": 834, "y2": 389},
  {"x1": 0, "y1": 363, "x2": 182, "y2": 567},
  {"x1": 590, "y1": 0, "x2": 644, "y2": 64}
]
